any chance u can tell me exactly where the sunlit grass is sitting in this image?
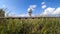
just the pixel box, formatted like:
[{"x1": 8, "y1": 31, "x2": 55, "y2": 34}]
[{"x1": 0, "y1": 17, "x2": 60, "y2": 34}]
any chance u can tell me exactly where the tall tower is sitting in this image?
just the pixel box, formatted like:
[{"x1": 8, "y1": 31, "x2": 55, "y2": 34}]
[{"x1": 28, "y1": 8, "x2": 32, "y2": 17}]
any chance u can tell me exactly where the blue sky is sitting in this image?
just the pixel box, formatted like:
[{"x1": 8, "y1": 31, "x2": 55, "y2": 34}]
[{"x1": 0, "y1": 0, "x2": 60, "y2": 17}]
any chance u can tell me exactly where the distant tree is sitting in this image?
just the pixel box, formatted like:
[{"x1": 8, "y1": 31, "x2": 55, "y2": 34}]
[{"x1": 0, "y1": 9, "x2": 5, "y2": 17}]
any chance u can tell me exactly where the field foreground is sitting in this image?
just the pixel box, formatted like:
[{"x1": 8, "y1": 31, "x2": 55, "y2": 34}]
[{"x1": 0, "y1": 17, "x2": 60, "y2": 34}]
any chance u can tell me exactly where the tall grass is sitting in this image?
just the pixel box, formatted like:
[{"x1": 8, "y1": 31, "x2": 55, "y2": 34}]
[{"x1": 0, "y1": 17, "x2": 60, "y2": 34}]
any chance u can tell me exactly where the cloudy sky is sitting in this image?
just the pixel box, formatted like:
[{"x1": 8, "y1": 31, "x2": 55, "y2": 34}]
[{"x1": 0, "y1": 0, "x2": 60, "y2": 17}]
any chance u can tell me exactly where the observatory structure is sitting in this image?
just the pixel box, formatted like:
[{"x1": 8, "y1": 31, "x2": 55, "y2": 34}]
[{"x1": 28, "y1": 8, "x2": 32, "y2": 17}]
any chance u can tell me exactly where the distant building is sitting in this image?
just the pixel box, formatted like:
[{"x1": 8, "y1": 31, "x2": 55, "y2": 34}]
[{"x1": 0, "y1": 9, "x2": 5, "y2": 17}]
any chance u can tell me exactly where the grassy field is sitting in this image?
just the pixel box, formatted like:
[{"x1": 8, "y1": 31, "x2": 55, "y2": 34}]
[{"x1": 0, "y1": 17, "x2": 60, "y2": 34}]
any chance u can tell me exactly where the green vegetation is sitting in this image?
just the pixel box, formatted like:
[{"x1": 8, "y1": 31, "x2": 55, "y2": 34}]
[{"x1": 0, "y1": 18, "x2": 60, "y2": 34}]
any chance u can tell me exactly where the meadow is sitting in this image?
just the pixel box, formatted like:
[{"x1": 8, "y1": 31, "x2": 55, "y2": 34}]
[{"x1": 0, "y1": 17, "x2": 60, "y2": 34}]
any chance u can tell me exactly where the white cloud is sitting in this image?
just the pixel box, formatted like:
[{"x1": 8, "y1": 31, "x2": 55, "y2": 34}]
[
  {"x1": 29, "y1": 5, "x2": 37, "y2": 9},
  {"x1": 19, "y1": 14, "x2": 29, "y2": 17},
  {"x1": 40, "y1": 7, "x2": 55, "y2": 16},
  {"x1": 40, "y1": 2, "x2": 60, "y2": 17},
  {"x1": 42, "y1": 5, "x2": 46, "y2": 9},
  {"x1": 52, "y1": 7, "x2": 60, "y2": 14},
  {"x1": 19, "y1": 14, "x2": 36, "y2": 17},
  {"x1": 41, "y1": 2, "x2": 46, "y2": 9},
  {"x1": 40, "y1": 7, "x2": 60, "y2": 17},
  {"x1": 41, "y1": 2, "x2": 45, "y2": 5},
  {"x1": 7, "y1": 14, "x2": 28, "y2": 17},
  {"x1": 6, "y1": 13, "x2": 18, "y2": 17},
  {"x1": 27, "y1": 5, "x2": 37, "y2": 11}
]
